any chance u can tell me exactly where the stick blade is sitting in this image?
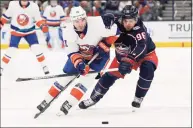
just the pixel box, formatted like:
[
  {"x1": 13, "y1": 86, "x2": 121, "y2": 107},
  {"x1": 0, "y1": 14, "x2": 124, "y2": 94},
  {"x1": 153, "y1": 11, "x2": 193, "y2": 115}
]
[
  {"x1": 34, "y1": 112, "x2": 41, "y2": 119},
  {"x1": 16, "y1": 78, "x2": 31, "y2": 82}
]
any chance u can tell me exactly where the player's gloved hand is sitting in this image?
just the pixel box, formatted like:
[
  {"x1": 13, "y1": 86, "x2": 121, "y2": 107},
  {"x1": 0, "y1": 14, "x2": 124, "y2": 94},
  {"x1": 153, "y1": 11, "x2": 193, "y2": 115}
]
[
  {"x1": 76, "y1": 61, "x2": 90, "y2": 76},
  {"x1": 118, "y1": 61, "x2": 132, "y2": 75},
  {"x1": 118, "y1": 57, "x2": 136, "y2": 75},
  {"x1": 40, "y1": 24, "x2": 49, "y2": 33},
  {"x1": 101, "y1": 13, "x2": 115, "y2": 29},
  {"x1": 94, "y1": 42, "x2": 110, "y2": 57}
]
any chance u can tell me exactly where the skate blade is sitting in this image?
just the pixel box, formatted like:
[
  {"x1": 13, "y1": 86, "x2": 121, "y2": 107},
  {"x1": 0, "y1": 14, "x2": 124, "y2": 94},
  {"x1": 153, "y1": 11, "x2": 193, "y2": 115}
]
[
  {"x1": 34, "y1": 110, "x2": 42, "y2": 119},
  {"x1": 132, "y1": 107, "x2": 139, "y2": 112},
  {"x1": 56, "y1": 111, "x2": 64, "y2": 117}
]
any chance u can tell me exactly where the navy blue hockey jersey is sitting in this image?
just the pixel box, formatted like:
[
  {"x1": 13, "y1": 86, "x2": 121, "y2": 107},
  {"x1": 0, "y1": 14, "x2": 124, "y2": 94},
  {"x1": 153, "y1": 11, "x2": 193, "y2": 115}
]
[{"x1": 114, "y1": 19, "x2": 156, "y2": 62}]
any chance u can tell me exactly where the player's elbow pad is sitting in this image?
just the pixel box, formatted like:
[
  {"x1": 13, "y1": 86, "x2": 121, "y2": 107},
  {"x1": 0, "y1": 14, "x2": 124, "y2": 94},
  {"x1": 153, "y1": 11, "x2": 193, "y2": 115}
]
[
  {"x1": 98, "y1": 38, "x2": 112, "y2": 53},
  {"x1": 98, "y1": 42, "x2": 110, "y2": 53},
  {"x1": 70, "y1": 53, "x2": 84, "y2": 68}
]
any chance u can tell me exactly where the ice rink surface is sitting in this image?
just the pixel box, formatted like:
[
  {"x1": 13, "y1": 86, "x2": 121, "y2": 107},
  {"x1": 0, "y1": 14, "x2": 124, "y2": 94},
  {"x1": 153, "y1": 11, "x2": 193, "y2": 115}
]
[{"x1": 1, "y1": 48, "x2": 192, "y2": 127}]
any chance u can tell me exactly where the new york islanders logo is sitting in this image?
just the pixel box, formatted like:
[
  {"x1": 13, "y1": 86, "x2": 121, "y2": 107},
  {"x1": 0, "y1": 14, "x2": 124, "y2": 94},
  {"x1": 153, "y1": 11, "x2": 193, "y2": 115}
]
[
  {"x1": 50, "y1": 11, "x2": 56, "y2": 17},
  {"x1": 79, "y1": 44, "x2": 95, "y2": 59},
  {"x1": 17, "y1": 14, "x2": 29, "y2": 26}
]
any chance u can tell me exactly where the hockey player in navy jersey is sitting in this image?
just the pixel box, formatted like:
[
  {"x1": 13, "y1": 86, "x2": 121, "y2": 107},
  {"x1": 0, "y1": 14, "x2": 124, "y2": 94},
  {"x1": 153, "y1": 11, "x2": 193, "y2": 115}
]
[{"x1": 79, "y1": 5, "x2": 158, "y2": 110}]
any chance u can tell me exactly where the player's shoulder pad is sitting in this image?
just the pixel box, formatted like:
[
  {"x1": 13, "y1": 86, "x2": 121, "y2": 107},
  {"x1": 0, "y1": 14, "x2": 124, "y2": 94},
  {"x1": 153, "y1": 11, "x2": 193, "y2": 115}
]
[
  {"x1": 88, "y1": 16, "x2": 104, "y2": 26},
  {"x1": 31, "y1": 1, "x2": 39, "y2": 8},
  {"x1": 45, "y1": 5, "x2": 52, "y2": 10},
  {"x1": 57, "y1": 5, "x2": 63, "y2": 9},
  {"x1": 9, "y1": 1, "x2": 15, "y2": 7},
  {"x1": 62, "y1": 22, "x2": 73, "y2": 30}
]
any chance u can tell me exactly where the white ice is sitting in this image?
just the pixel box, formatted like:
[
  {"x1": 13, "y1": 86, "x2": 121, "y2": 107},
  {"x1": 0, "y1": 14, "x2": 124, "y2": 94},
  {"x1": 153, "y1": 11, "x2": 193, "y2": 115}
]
[{"x1": 1, "y1": 48, "x2": 191, "y2": 127}]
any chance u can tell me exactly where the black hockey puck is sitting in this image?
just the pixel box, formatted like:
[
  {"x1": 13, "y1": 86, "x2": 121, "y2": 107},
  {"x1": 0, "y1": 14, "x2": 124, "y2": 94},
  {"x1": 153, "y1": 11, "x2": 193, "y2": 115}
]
[{"x1": 102, "y1": 121, "x2": 109, "y2": 124}]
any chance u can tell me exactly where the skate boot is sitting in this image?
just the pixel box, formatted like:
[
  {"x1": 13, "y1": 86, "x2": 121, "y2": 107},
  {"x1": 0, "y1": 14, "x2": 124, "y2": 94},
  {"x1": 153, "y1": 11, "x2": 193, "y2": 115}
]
[
  {"x1": 131, "y1": 97, "x2": 143, "y2": 112},
  {"x1": 95, "y1": 73, "x2": 101, "y2": 79},
  {"x1": 43, "y1": 66, "x2": 50, "y2": 75},
  {"x1": 60, "y1": 100, "x2": 72, "y2": 115},
  {"x1": 47, "y1": 42, "x2": 52, "y2": 49},
  {"x1": 79, "y1": 98, "x2": 96, "y2": 109},
  {"x1": 37, "y1": 100, "x2": 49, "y2": 112},
  {"x1": 132, "y1": 96, "x2": 143, "y2": 108},
  {"x1": 61, "y1": 42, "x2": 65, "y2": 49}
]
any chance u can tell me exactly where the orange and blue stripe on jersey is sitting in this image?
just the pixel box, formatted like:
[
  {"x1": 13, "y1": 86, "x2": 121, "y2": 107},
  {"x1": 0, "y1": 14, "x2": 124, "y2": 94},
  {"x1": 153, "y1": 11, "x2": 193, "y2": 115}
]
[
  {"x1": 60, "y1": 16, "x2": 65, "y2": 21},
  {"x1": 70, "y1": 52, "x2": 83, "y2": 68},
  {"x1": 46, "y1": 19, "x2": 60, "y2": 27},
  {"x1": 43, "y1": 16, "x2": 65, "y2": 27},
  {"x1": 1, "y1": 14, "x2": 11, "y2": 24},
  {"x1": 10, "y1": 25, "x2": 36, "y2": 36}
]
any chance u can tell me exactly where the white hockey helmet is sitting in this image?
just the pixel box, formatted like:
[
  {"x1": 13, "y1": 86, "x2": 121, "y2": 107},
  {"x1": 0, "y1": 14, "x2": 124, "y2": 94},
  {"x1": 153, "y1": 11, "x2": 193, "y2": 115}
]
[{"x1": 70, "y1": 6, "x2": 87, "y2": 21}]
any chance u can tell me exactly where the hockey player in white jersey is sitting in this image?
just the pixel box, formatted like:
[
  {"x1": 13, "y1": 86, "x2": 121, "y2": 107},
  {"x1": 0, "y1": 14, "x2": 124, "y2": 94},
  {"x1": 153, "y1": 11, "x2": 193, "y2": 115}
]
[
  {"x1": 36, "y1": 6, "x2": 119, "y2": 115},
  {"x1": 0, "y1": 0, "x2": 50, "y2": 76},
  {"x1": 42, "y1": 0, "x2": 67, "y2": 49}
]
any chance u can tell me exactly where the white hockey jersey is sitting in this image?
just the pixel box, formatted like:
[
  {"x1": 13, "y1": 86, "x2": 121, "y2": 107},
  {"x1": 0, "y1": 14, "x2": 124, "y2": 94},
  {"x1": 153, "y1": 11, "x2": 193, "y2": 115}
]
[
  {"x1": 43, "y1": 5, "x2": 65, "y2": 26},
  {"x1": 1, "y1": 1, "x2": 45, "y2": 36},
  {"x1": 62, "y1": 16, "x2": 118, "y2": 60}
]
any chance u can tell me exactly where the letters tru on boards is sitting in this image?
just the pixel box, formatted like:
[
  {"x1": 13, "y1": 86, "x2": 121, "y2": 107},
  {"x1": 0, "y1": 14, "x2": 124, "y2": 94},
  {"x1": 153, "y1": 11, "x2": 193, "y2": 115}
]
[{"x1": 169, "y1": 23, "x2": 192, "y2": 32}]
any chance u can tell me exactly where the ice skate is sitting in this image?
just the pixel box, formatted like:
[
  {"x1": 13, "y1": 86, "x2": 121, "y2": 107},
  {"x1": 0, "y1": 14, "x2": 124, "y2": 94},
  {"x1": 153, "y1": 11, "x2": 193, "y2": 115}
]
[
  {"x1": 131, "y1": 97, "x2": 143, "y2": 112},
  {"x1": 79, "y1": 98, "x2": 96, "y2": 109},
  {"x1": 59, "y1": 100, "x2": 72, "y2": 115},
  {"x1": 43, "y1": 66, "x2": 50, "y2": 75},
  {"x1": 37, "y1": 100, "x2": 49, "y2": 112},
  {"x1": 47, "y1": 42, "x2": 52, "y2": 49}
]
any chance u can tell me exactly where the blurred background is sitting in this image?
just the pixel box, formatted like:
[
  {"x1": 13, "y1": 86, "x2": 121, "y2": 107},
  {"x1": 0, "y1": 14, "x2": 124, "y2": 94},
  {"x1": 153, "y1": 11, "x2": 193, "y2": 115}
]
[{"x1": 0, "y1": 0, "x2": 192, "y2": 21}]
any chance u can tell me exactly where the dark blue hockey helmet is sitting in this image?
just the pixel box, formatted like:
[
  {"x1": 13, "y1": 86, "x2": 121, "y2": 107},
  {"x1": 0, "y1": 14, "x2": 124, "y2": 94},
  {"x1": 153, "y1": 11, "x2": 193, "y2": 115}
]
[{"x1": 121, "y1": 5, "x2": 138, "y2": 20}]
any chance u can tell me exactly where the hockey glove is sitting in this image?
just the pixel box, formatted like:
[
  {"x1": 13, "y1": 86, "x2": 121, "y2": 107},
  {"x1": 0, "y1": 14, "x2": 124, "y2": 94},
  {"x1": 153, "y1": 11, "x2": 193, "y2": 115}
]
[
  {"x1": 118, "y1": 57, "x2": 136, "y2": 75},
  {"x1": 36, "y1": 20, "x2": 49, "y2": 33},
  {"x1": 119, "y1": 61, "x2": 132, "y2": 75},
  {"x1": 101, "y1": 13, "x2": 115, "y2": 29},
  {"x1": 76, "y1": 61, "x2": 90, "y2": 76},
  {"x1": 40, "y1": 24, "x2": 49, "y2": 33},
  {"x1": 94, "y1": 41, "x2": 110, "y2": 58}
]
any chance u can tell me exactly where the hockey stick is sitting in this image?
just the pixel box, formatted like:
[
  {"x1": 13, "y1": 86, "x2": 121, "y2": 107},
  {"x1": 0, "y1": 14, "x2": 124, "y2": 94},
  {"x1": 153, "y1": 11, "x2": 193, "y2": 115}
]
[
  {"x1": 16, "y1": 68, "x2": 118, "y2": 82},
  {"x1": 16, "y1": 71, "x2": 96, "y2": 82},
  {"x1": 34, "y1": 53, "x2": 99, "y2": 119}
]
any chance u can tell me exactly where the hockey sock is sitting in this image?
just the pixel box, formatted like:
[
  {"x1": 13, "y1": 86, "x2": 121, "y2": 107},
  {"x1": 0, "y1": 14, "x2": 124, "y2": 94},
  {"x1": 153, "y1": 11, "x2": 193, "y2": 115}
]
[
  {"x1": 135, "y1": 61, "x2": 155, "y2": 98},
  {"x1": 70, "y1": 83, "x2": 87, "y2": 101},
  {"x1": 30, "y1": 44, "x2": 47, "y2": 68},
  {"x1": 44, "y1": 81, "x2": 64, "y2": 102},
  {"x1": 90, "y1": 72, "x2": 119, "y2": 102}
]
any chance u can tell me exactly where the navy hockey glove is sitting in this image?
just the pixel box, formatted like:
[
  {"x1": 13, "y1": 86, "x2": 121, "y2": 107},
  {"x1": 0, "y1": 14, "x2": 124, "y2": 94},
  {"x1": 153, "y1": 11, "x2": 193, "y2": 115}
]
[
  {"x1": 76, "y1": 61, "x2": 90, "y2": 76},
  {"x1": 94, "y1": 41, "x2": 110, "y2": 58},
  {"x1": 119, "y1": 61, "x2": 132, "y2": 75},
  {"x1": 101, "y1": 13, "x2": 115, "y2": 29},
  {"x1": 118, "y1": 57, "x2": 136, "y2": 75}
]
